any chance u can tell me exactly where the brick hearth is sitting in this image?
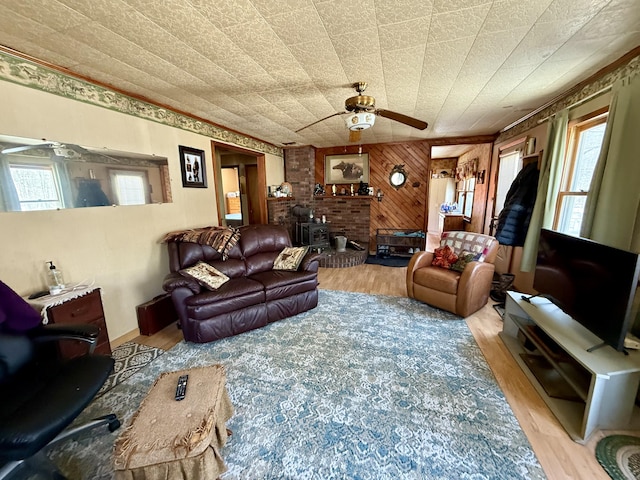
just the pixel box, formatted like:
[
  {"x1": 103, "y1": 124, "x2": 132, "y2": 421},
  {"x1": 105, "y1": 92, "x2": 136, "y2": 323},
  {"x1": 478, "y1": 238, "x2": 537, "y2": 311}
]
[{"x1": 318, "y1": 245, "x2": 369, "y2": 268}]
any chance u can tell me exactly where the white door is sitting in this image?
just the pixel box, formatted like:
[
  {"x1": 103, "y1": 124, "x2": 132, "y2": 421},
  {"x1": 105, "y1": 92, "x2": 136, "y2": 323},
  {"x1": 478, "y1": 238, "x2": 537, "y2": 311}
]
[{"x1": 427, "y1": 178, "x2": 455, "y2": 234}]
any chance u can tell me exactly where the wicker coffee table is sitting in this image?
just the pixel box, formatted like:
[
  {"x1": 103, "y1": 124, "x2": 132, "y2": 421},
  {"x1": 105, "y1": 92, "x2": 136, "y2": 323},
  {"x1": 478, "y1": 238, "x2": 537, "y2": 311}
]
[{"x1": 113, "y1": 365, "x2": 234, "y2": 479}]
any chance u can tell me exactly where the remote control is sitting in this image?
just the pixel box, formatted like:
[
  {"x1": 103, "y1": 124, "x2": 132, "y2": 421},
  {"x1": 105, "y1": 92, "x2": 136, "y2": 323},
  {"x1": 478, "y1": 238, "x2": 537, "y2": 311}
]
[{"x1": 175, "y1": 374, "x2": 188, "y2": 401}]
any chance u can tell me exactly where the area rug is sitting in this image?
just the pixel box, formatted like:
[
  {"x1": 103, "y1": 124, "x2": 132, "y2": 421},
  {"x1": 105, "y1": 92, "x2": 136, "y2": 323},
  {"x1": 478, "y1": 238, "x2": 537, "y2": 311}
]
[
  {"x1": 49, "y1": 290, "x2": 544, "y2": 479},
  {"x1": 365, "y1": 254, "x2": 411, "y2": 267},
  {"x1": 96, "y1": 341, "x2": 164, "y2": 397},
  {"x1": 596, "y1": 435, "x2": 640, "y2": 479}
]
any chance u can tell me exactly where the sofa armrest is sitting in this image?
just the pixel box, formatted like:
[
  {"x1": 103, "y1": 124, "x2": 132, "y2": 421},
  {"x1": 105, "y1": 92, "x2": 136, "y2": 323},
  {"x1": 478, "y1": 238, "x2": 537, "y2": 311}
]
[
  {"x1": 456, "y1": 261, "x2": 496, "y2": 317},
  {"x1": 300, "y1": 251, "x2": 322, "y2": 273},
  {"x1": 406, "y1": 251, "x2": 434, "y2": 298},
  {"x1": 162, "y1": 272, "x2": 201, "y2": 294}
]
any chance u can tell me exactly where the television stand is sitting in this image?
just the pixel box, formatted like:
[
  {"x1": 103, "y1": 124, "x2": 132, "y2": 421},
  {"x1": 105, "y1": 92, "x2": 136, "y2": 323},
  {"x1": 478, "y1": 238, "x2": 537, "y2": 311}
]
[{"x1": 500, "y1": 291, "x2": 640, "y2": 443}]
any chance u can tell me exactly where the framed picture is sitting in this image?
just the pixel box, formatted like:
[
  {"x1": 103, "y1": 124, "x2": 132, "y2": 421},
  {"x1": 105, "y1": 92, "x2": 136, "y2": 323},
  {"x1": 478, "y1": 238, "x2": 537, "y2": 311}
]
[
  {"x1": 178, "y1": 145, "x2": 207, "y2": 188},
  {"x1": 325, "y1": 154, "x2": 369, "y2": 184}
]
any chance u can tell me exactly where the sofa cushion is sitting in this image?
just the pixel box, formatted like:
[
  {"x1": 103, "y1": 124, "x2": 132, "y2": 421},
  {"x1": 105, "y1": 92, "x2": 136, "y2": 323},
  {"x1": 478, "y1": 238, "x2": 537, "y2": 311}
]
[
  {"x1": 414, "y1": 266, "x2": 460, "y2": 295},
  {"x1": 273, "y1": 246, "x2": 308, "y2": 271},
  {"x1": 263, "y1": 278, "x2": 319, "y2": 302},
  {"x1": 179, "y1": 261, "x2": 230, "y2": 290},
  {"x1": 185, "y1": 278, "x2": 265, "y2": 319},
  {"x1": 249, "y1": 270, "x2": 318, "y2": 301}
]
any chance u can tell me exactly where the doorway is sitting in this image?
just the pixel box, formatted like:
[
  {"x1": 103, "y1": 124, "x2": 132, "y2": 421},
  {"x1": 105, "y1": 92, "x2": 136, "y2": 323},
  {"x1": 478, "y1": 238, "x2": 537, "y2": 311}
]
[
  {"x1": 211, "y1": 142, "x2": 267, "y2": 226},
  {"x1": 221, "y1": 166, "x2": 242, "y2": 227}
]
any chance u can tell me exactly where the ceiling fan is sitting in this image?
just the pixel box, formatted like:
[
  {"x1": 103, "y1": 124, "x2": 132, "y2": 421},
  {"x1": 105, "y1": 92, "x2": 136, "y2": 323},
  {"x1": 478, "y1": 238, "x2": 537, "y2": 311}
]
[{"x1": 295, "y1": 82, "x2": 428, "y2": 142}]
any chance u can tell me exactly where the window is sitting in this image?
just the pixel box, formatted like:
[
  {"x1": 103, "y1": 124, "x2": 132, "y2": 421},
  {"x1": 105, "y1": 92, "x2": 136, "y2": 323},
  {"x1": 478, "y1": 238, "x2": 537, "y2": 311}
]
[
  {"x1": 110, "y1": 170, "x2": 149, "y2": 205},
  {"x1": 457, "y1": 177, "x2": 475, "y2": 218},
  {"x1": 495, "y1": 150, "x2": 522, "y2": 216},
  {"x1": 554, "y1": 112, "x2": 607, "y2": 236},
  {"x1": 9, "y1": 162, "x2": 63, "y2": 211}
]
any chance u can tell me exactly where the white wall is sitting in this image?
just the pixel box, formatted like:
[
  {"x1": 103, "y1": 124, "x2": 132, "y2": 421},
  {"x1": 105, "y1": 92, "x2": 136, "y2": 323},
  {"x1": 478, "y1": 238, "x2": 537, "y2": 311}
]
[{"x1": 0, "y1": 80, "x2": 283, "y2": 341}]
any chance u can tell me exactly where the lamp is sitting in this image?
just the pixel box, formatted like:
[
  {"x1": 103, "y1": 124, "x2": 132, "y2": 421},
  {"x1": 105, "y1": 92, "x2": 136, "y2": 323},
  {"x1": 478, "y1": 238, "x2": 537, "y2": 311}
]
[{"x1": 345, "y1": 112, "x2": 375, "y2": 131}]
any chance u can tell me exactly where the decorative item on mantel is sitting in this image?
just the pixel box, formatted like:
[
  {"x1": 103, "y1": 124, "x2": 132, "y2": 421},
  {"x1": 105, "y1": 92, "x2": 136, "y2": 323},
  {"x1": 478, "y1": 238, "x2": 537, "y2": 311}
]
[
  {"x1": 314, "y1": 183, "x2": 325, "y2": 196},
  {"x1": 358, "y1": 181, "x2": 369, "y2": 195}
]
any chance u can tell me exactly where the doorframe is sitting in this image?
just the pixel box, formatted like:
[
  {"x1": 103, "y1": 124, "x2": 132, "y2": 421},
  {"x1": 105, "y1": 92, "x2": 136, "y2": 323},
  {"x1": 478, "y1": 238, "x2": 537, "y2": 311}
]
[{"x1": 210, "y1": 141, "x2": 267, "y2": 225}]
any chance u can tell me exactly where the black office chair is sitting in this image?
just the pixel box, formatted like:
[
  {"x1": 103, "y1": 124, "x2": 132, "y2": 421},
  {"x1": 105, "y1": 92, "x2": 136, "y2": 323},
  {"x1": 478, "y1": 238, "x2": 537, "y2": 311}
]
[{"x1": 0, "y1": 282, "x2": 120, "y2": 480}]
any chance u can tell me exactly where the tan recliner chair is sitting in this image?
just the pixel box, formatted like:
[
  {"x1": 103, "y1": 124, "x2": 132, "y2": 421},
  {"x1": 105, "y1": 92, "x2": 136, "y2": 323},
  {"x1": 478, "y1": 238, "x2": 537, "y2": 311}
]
[{"x1": 406, "y1": 231, "x2": 499, "y2": 317}]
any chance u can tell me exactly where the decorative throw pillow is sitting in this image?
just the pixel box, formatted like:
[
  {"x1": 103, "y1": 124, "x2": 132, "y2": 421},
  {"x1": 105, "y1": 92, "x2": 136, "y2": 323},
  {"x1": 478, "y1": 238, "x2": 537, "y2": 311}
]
[
  {"x1": 431, "y1": 245, "x2": 458, "y2": 269},
  {"x1": 179, "y1": 261, "x2": 230, "y2": 290},
  {"x1": 273, "y1": 246, "x2": 308, "y2": 271},
  {"x1": 450, "y1": 250, "x2": 482, "y2": 272}
]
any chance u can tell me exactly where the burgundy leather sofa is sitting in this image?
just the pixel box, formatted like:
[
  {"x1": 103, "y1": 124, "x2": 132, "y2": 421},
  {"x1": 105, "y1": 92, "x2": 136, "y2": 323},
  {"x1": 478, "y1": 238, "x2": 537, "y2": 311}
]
[{"x1": 162, "y1": 224, "x2": 320, "y2": 343}]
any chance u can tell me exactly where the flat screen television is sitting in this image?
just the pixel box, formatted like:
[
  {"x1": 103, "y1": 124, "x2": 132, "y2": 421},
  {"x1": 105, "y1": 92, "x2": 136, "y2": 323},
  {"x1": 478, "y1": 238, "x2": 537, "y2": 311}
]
[{"x1": 533, "y1": 229, "x2": 640, "y2": 352}]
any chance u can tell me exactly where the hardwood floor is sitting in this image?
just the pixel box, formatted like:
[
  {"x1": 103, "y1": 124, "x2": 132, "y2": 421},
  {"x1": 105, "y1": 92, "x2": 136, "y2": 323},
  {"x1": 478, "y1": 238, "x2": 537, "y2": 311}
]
[{"x1": 129, "y1": 263, "x2": 625, "y2": 479}]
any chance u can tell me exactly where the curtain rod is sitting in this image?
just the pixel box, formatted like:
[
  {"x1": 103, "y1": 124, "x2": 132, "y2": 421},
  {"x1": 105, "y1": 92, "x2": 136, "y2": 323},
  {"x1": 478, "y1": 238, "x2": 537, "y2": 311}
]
[{"x1": 535, "y1": 85, "x2": 613, "y2": 124}]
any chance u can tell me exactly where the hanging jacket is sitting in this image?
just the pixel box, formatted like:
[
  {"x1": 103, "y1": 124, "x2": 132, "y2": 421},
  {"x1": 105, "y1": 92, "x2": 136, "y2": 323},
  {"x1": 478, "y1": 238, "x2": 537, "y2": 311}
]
[{"x1": 495, "y1": 162, "x2": 539, "y2": 246}]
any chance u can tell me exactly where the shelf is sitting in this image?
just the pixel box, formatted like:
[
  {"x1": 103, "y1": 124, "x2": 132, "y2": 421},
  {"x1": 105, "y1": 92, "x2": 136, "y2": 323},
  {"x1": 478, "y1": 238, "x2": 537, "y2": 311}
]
[
  {"x1": 510, "y1": 314, "x2": 590, "y2": 401},
  {"x1": 313, "y1": 195, "x2": 373, "y2": 200},
  {"x1": 501, "y1": 292, "x2": 640, "y2": 443}
]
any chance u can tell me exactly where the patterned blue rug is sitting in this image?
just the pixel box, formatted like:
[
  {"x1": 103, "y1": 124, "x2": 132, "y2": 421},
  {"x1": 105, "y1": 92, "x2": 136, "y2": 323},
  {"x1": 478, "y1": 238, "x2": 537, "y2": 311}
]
[{"x1": 49, "y1": 290, "x2": 544, "y2": 479}]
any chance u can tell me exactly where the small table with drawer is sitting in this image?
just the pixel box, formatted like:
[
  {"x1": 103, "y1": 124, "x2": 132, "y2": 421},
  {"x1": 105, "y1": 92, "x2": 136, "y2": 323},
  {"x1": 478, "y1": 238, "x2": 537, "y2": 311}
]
[{"x1": 44, "y1": 288, "x2": 111, "y2": 359}]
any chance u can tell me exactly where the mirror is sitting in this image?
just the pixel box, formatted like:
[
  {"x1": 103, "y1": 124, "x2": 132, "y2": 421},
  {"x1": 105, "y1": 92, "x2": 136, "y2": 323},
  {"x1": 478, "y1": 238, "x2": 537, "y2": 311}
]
[
  {"x1": 389, "y1": 164, "x2": 407, "y2": 190},
  {"x1": 0, "y1": 134, "x2": 170, "y2": 212}
]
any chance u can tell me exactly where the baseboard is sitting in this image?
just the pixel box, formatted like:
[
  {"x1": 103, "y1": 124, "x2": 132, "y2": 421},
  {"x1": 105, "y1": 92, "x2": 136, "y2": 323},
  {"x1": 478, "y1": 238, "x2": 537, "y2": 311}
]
[{"x1": 110, "y1": 328, "x2": 141, "y2": 350}]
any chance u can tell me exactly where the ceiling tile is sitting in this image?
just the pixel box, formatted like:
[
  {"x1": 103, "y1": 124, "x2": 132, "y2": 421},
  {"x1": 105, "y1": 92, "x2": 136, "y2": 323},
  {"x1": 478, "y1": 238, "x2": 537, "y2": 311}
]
[
  {"x1": 267, "y1": 7, "x2": 328, "y2": 45},
  {"x1": 330, "y1": 28, "x2": 381, "y2": 59},
  {"x1": 58, "y1": 0, "x2": 135, "y2": 21},
  {"x1": 2, "y1": 0, "x2": 91, "y2": 31},
  {"x1": 374, "y1": 0, "x2": 433, "y2": 25},
  {"x1": 378, "y1": 17, "x2": 430, "y2": 52},
  {"x1": 0, "y1": 5, "x2": 58, "y2": 44},
  {"x1": 432, "y1": 0, "x2": 491, "y2": 15},
  {"x1": 314, "y1": 0, "x2": 377, "y2": 36},
  {"x1": 187, "y1": 0, "x2": 261, "y2": 29},
  {"x1": 481, "y1": 0, "x2": 553, "y2": 33},
  {"x1": 537, "y1": 0, "x2": 610, "y2": 24},
  {"x1": 251, "y1": 0, "x2": 314, "y2": 17},
  {"x1": 289, "y1": 38, "x2": 340, "y2": 66},
  {"x1": 428, "y1": 3, "x2": 492, "y2": 44}
]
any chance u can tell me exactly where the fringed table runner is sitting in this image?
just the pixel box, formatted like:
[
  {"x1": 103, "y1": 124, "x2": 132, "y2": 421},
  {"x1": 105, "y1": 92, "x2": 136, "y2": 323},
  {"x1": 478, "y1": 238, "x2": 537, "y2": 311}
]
[
  {"x1": 113, "y1": 365, "x2": 234, "y2": 480},
  {"x1": 161, "y1": 226, "x2": 240, "y2": 260}
]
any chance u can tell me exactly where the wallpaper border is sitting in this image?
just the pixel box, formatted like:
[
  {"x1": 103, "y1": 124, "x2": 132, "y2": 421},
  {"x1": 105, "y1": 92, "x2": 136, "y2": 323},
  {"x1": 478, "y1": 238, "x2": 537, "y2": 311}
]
[{"x1": 0, "y1": 50, "x2": 283, "y2": 158}]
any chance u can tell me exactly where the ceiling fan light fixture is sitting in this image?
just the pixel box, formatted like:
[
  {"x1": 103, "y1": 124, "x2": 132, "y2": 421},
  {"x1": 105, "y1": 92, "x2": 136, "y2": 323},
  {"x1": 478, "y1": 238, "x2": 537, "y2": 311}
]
[{"x1": 346, "y1": 112, "x2": 375, "y2": 131}]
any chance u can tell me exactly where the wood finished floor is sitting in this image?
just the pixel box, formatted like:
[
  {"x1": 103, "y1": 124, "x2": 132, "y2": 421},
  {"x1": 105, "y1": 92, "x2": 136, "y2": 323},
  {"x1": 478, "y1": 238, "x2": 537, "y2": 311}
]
[{"x1": 129, "y1": 263, "x2": 629, "y2": 479}]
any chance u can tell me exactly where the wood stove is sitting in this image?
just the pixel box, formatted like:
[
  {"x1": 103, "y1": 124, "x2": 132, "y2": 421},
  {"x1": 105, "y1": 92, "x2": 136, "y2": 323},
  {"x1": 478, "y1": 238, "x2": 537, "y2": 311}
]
[{"x1": 296, "y1": 222, "x2": 329, "y2": 249}]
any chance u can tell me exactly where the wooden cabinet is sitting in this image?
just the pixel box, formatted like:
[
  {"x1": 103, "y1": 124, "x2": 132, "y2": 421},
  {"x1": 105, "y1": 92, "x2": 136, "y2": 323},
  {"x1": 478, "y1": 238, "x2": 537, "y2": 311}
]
[
  {"x1": 438, "y1": 213, "x2": 464, "y2": 233},
  {"x1": 226, "y1": 196, "x2": 241, "y2": 214},
  {"x1": 47, "y1": 289, "x2": 112, "y2": 358}
]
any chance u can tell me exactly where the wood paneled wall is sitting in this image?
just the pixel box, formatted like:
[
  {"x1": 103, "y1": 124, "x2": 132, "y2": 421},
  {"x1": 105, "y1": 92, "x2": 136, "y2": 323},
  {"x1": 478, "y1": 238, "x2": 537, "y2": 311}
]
[{"x1": 315, "y1": 142, "x2": 431, "y2": 248}]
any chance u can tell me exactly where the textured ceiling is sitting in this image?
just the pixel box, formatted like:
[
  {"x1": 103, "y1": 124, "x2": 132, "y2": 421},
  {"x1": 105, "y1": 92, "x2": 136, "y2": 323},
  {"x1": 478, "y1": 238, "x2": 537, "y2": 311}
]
[{"x1": 0, "y1": 0, "x2": 639, "y2": 149}]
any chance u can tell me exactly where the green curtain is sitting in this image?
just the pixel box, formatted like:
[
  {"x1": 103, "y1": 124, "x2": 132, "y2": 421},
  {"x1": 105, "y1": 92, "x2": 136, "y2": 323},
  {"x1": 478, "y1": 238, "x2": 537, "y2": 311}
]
[
  {"x1": 580, "y1": 74, "x2": 640, "y2": 252},
  {"x1": 520, "y1": 110, "x2": 569, "y2": 272}
]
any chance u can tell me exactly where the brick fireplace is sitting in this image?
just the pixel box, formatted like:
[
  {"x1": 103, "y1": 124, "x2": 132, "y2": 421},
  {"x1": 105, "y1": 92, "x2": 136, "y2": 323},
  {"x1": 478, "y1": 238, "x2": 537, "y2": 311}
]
[{"x1": 267, "y1": 146, "x2": 372, "y2": 266}]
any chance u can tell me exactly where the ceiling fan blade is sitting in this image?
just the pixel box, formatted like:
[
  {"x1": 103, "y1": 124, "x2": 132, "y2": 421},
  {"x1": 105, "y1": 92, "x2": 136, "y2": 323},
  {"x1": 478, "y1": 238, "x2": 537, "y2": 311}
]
[
  {"x1": 348, "y1": 130, "x2": 361, "y2": 143},
  {"x1": 1, "y1": 143, "x2": 55, "y2": 155},
  {"x1": 295, "y1": 111, "x2": 346, "y2": 133},
  {"x1": 376, "y1": 109, "x2": 428, "y2": 130}
]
